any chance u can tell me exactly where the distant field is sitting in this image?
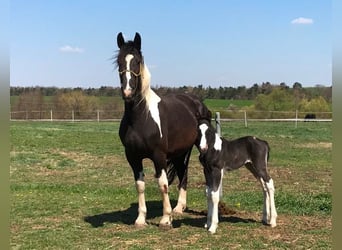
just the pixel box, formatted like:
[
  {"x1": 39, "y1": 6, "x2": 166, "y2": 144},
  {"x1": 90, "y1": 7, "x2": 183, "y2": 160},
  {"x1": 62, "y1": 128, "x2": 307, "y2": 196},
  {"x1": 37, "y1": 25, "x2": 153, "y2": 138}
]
[
  {"x1": 204, "y1": 99, "x2": 254, "y2": 110},
  {"x1": 10, "y1": 121, "x2": 331, "y2": 249}
]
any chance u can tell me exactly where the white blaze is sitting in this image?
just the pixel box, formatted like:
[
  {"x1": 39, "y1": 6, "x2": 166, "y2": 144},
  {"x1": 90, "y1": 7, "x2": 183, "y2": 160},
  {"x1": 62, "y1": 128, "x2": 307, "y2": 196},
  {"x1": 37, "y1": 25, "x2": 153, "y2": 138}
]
[
  {"x1": 124, "y1": 54, "x2": 134, "y2": 92},
  {"x1": 199, "y1": 123, "x2": 209, "y2": 150}
]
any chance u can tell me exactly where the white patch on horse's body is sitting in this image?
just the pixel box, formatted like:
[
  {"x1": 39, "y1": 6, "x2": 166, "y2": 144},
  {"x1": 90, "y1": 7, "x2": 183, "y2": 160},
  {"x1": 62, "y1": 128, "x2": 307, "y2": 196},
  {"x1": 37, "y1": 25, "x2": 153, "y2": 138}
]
[
  {"x1": 214, "y1": 134, "x2": 222, "y2": 151},
  {"x1": 199, "y1": 123, "x2": 209, "y2": 151},
  {"x1": 140, "y1": 64, "x2": 163, "y2": 138}
]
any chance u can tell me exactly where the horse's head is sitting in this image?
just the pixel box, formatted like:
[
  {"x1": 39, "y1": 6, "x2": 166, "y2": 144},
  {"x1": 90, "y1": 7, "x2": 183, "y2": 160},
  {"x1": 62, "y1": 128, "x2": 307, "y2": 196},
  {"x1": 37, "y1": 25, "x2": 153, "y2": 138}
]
[{"x1": 116, "y1": 32, "x2": 144, "y2": 102}]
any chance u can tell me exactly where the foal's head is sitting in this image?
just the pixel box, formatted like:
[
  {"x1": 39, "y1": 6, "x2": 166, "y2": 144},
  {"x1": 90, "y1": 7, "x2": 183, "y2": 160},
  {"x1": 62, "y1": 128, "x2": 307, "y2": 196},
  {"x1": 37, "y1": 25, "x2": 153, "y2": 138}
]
[
  {"x1": 116, "y1": 32, "x2": 147, "y2": 102},
  {"x1": 197, "y1": 119, "x2": 218, "y2": 153}
]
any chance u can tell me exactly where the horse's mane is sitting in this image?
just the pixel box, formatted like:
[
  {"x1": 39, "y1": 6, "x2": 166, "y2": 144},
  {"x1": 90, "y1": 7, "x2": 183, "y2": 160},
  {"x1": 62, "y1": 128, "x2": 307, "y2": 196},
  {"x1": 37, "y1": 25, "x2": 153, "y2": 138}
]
[{"x1": 140, "y1": 63, "x2": 161, "y2": 110}]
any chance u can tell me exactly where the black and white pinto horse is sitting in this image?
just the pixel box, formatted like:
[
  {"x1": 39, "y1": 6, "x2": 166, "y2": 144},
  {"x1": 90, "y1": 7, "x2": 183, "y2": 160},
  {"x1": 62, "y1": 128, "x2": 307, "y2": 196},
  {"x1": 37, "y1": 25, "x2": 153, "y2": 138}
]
[
  {"x1": 116, "y1": 32, "x2": 211, "y2": 229},
  {"x1": 197, "y1": 119, "x2": 277, "y2": 234}
]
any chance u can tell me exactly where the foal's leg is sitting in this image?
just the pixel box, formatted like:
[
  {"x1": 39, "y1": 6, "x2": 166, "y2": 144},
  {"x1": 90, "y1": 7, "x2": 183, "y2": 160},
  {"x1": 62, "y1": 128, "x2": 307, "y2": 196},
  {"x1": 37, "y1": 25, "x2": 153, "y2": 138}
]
[
  {"x1": 263, "y1": 178, "x2": 277, "y2": 227},
  {"x1": 246, "y1": 162, "x2": 277, "y2": 227},
  {"x1": 204, "y1": 185, "x2": 213, "y2": 229},
  {"x1": 208, "y1": 168, "x2": 223, "y2": 234}
]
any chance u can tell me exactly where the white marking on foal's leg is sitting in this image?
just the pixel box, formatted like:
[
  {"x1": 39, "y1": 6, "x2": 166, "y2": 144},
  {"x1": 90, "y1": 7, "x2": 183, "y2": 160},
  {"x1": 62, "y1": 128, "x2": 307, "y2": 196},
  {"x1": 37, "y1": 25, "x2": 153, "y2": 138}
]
[
  {"x1": 173, "y1": 187, "x2": 187, "y2": 214},
  {"x1": 205, "y1": 186, "x2": 212, "y2": 229},
  {"x1": 135, "y1": 171, "x2": 147, "y2": 227},
  {"x1": 209, "y1": 188, "x2": 220, "y2": 234},
  {"x1": 208, "y1": 169, "x2": 223, "y2": 234},
  {"x1": 266, "y1": 178, "x2": 277, "y2": 227},
  {"x1": 260, "y1": 178, "x2": 270, "y2": 224},
  {"x1": 157, "y1": 169, "x2": 172, "y2": 228}
]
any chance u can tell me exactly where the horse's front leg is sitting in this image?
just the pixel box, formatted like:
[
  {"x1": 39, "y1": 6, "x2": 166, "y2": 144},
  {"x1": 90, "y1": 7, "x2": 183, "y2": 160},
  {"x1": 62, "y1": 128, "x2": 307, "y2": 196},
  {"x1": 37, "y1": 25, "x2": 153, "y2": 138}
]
[
  {"x1": 128, "y1": 156, "x2": 147, "y2": 227},
  {"x1": 134, "y1": 171, "x2": 147, "y2": 227},
  {"x1": 157, "y1": 168, "x2": 173, "y2": 229}
]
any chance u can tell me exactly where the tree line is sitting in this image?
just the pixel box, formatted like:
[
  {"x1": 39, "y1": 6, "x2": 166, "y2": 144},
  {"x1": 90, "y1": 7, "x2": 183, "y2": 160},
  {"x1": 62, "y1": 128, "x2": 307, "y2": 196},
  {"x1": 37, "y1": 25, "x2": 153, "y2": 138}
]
[
  {"x1": 10, "y1": 82, "x2": 332, "y2": 120},
  {"x1": 11, "y1": 82, "x2": 331, "y2": 101}
]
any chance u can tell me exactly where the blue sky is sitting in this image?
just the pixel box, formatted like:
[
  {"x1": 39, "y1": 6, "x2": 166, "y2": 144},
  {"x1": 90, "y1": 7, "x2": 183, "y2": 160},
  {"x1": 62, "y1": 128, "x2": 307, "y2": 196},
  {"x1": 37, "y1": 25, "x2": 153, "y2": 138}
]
[{"x1": 10, "y1": 0, "x2": 331, "y2": 88}]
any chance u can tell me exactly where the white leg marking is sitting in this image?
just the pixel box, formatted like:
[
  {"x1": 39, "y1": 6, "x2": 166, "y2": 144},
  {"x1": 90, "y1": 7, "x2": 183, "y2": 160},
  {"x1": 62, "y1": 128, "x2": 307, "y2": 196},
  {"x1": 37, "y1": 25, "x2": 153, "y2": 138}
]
[
  {"x1": 135, "y1": 171, "x2": 147, "y2": 226},
  {"x1": 260, "y1": 178, "x2": 277, "y2": 227},
  {"x1": 209, "y1": 188, "x2": 220, "y2": 234},
  {"x1": 260, "y1": 178, "x2": 270, "y2": 224},
  {"x1": 219, "y1": 169, "x2": 224, "y2": 198},
  {"x1": 205, "y1": 186, "x2": 212, "y2": 229},
  {"x1": 266, "y1": 178, "x2": 277, "y2": 227},
  {"x1": 173, "y1": 187, "x2": 187, "y2": 214},
  {"x1": 158, "y1": 169, "x2": 172, "y2": 227},
  {"x1": 208, "y1": 170, "x2": 223, "y2": 234},
  {"x1": 214, "y1": 134, "x2": 222, "y2": 151}
]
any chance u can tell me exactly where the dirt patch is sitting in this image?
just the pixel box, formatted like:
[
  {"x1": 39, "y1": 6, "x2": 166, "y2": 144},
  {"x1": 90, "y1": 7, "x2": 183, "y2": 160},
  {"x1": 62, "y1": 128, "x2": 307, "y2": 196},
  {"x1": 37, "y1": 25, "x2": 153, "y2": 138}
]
[{"x1": 298, "y1": 142, "x2": 332, "y2": 149}]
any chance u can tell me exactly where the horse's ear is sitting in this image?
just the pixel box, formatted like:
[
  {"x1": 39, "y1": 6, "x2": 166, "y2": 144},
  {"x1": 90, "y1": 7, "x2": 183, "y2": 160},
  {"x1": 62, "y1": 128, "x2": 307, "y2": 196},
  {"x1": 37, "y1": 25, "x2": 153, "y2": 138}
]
[
  {"x1": 133, "y1": 32, "x2": 141, "y2": 51},
  {"x1": 117, "y1": 32, "x2": 125, "y2": 49}
]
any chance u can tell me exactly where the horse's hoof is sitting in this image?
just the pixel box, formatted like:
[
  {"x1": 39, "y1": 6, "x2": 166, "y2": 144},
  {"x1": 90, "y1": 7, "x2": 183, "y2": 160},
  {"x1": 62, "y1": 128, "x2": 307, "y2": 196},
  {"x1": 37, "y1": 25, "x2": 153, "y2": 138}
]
[
  {"x1": 134, "y1": 222, "x2": 147, "y2": 228},
  {"x1": 173, "y1": 205, "x2": 186, "y2": 215},
  {"x1": 159, "y1": 222, "x2": 173, "y2": 230}
]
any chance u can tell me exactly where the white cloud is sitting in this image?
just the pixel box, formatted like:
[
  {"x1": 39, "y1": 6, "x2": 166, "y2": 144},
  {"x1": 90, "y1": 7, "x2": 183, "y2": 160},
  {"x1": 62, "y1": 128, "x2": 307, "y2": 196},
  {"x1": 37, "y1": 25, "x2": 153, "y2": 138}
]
[
  {"x1": 59, "y1": 45, "x2": 84, "y2": 53},
  {"x1": 291, "y1": 17, "x2": 314, "y2": 25}
]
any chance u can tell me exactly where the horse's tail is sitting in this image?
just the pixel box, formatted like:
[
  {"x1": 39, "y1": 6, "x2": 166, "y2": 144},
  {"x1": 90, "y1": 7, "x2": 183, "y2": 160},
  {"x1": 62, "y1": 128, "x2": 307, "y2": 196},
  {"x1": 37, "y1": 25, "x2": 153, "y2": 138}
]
[
  {"x1": 166, "y1": 159, "x2": 177, "y2": 185},
  {"x1": 166, "y1": 148, "x2": 192, "y2": 188}
]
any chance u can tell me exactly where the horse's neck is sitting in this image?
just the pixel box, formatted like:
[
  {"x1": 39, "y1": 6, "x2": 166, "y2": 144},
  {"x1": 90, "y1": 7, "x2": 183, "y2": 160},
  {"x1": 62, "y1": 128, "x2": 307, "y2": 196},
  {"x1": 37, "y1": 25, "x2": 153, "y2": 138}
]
[{"x1": 124, "y1": 97, "x2": 148, "y2": 121}]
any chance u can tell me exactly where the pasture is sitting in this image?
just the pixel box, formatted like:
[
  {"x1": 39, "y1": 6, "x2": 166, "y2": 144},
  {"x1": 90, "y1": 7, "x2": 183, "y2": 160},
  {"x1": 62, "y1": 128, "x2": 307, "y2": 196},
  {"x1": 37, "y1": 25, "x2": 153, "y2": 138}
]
[{"x1": 10, "y1": 121, "x2": 332, "y2": 249}]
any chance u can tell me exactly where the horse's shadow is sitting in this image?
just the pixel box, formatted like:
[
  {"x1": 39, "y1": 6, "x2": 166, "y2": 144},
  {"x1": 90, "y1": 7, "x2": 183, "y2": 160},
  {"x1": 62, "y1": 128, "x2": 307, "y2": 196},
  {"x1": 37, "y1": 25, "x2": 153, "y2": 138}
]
[{"x1": 84, "y1": 200, "x2": 257, "y2": 228}]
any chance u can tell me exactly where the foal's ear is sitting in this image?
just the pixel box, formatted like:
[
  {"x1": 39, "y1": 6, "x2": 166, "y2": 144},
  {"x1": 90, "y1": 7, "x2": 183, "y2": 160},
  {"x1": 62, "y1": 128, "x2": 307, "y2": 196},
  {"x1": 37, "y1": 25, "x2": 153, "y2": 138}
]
[
  {"x1": 133, "y1": 32, "x2": 141, "y2": 51},
  {"x1": 117, "y1": 32, "x2": 125, "y2": 49}
]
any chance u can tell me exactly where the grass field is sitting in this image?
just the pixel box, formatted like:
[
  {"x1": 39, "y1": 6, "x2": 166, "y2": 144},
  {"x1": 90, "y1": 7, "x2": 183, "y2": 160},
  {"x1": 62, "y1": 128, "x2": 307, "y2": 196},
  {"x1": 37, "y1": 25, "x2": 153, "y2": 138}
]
[{"x1": 10, "y1": 121, "x2": 332, "y2": 249}]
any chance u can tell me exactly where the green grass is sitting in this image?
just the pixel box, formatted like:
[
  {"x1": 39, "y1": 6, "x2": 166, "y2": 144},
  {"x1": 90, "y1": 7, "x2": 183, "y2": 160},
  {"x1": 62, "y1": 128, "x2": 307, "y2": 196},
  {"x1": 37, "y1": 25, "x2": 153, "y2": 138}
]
[{"x1": 10, "y1": 121, "x2": 332, "y2": 249}]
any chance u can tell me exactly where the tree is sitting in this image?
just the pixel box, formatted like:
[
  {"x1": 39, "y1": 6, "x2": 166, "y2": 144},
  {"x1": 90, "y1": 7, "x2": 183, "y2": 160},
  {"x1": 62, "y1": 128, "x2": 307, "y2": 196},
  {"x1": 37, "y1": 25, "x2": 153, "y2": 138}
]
[
  {"x1": 254, "y1": 88, "x2": 294, "y2": 111},
  {"x1": 54, "y1": 91, "x2": 99, "y2": 119},
  {"x1": 299, "y1": 96, "x2": 331, "y2": 113}
]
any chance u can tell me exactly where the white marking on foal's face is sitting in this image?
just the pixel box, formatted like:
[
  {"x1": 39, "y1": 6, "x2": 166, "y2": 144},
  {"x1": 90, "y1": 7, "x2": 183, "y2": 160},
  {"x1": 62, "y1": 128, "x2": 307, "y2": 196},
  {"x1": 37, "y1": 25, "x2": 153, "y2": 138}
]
[{"x1": 199, "y1": 123, "x2": 209, "y2": 152}]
